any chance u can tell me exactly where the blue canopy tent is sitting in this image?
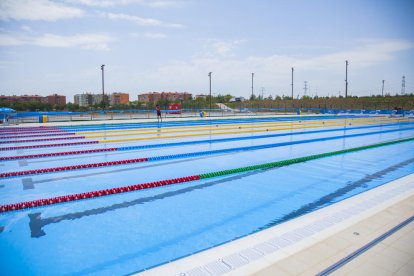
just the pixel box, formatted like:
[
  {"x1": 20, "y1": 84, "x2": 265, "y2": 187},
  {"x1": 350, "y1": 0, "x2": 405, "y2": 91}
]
[{"x1": 0, "y1": 107, "x2": 16, "y2": 124}]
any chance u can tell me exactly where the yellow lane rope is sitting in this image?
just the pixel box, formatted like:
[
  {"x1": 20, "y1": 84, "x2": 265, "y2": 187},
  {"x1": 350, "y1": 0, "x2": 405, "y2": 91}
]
[
  {"x1": 97, "y1": 118, "x2": 408, "y2": 143},
  {"x1": 83, "y1": 117, "x2": 402, "y2": 139},
  {"x1": 79, "y1": 120, "x2": 320, "y2": 136},
  {"x1": 77, "y1": 117, "x2": 388, "y2": 136}
]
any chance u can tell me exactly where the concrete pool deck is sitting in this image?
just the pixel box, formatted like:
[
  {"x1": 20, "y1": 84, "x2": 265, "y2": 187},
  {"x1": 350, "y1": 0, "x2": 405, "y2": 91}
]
[{"x1": 139, "y1": 173, "x2": 414, "y2": 276}]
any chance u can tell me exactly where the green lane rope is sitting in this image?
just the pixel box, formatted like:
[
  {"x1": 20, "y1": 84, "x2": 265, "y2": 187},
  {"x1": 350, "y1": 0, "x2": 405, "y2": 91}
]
[{"x1": 199, "y1": 137, "x2": 414, "y2": 179}]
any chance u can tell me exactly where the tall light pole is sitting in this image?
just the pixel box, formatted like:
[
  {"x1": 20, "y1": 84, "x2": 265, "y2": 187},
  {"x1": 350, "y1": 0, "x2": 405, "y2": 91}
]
[
  {"x1": 208, "y1": 72, "x2": 212, "y2": 116},
  {"x1": 345, "y1": 60, "x2": 348, "y2": 98},
  {"x1": 251, "y1": 72, "x2": 254, "y2": 100},
  {"x1": 381, "y1": 79, "x2": 385, "y2": 96},
  {"x1": 101, "y1": 64, "x2": 105, "y2": 110},
  {"x1": 291, "y1": 67, "x2": 294, "y2": 99}
]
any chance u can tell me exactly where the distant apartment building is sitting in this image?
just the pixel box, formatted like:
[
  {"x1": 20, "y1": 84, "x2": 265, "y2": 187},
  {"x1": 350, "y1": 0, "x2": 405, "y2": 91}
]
[
  {"x1": 74, "y1": 93, "x2": 94, "y2": 107},
  {"x1": 74, "y1": 93, "x2": 126, "y2": 107},
  {"x1": 0, "y1": 94, "x2": 65, "y2": 104},
  {"x1": 138, "y1": 92, "x2": 161, "y2": 103},
  {"x1": 45, "y1": 94, "x2": 66, "y2": 105},
  {"x1": 110, "y1": 93, "x2": 129, "y2": 105},
  {"x1": 92, "y1": 94, "x2": 110, "y2": 106},
  {"x1": 138, "y1": 92, "x2": 192, "y2": 103}
]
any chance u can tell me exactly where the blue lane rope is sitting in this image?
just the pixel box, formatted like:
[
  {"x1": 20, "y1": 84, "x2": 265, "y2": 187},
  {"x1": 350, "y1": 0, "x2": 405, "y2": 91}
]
[
  {"x1": 116, "y1": 122, "x2": 414, "y2": 151},
  {"x1": 56, "y1": 115, "x2": 369, "y2": 132},
  {"x1": 146, "y1": 127, "x2": 414, "y2": 162}
]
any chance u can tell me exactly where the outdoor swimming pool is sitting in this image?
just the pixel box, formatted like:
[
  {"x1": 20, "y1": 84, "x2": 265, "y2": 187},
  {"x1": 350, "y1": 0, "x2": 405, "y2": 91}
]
[{"x1": 0, "y1": 115, "x2": 413, "y2": 275}]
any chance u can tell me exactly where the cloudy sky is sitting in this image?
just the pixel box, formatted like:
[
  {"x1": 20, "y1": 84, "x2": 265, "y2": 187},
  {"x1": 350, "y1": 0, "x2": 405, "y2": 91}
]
[{"x1": 0, "y1": 0, "x2": 413, "y2": 101}]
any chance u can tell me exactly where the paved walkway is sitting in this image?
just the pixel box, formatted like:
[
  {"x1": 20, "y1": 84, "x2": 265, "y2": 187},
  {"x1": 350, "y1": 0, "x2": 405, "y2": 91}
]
[{"x1": 255, "y1": 194, "x2": 414, "y2": 275}]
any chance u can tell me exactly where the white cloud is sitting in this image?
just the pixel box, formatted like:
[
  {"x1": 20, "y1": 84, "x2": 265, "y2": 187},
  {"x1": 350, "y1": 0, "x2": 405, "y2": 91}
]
[
  {"x1": 315, "y1": 39, "x2": 413, "y2": 69},
  {"x1": 66, "y1": 0, "x2": 116, "y2": 7},
  {"x1": 144, "y1": 1, "x2": 184, "y2": 8},
  {"x1": 0, "y1": 34, "x2": 25, "y2": 46},
  {"x1": 203, "y1": 39, "x2": 246, "y2": 57},
  {"x1": 68, "y1": 0, "x2": 185, "y2": 8},
  {"x1": 141, "y1": 39, "x2": 413, "y2": 96},
  {"x1": 130, "y1": 32, "x2": 167, "y2": 39},
  {"x1": 0, "y1": 0, "x2": 84, "y2": 21},
  {"x1": 103, "y1": 12, "x2": 161, "y2": 26},
  {"x1": 101, "y1": 12, "x2": 184, "y2": 28},
  {"x1": 0, "y1": 33, "x2": 112, "y2": 50},
  {"x1": 21, "y1": 25, "x2": 32, "y2": 33}
]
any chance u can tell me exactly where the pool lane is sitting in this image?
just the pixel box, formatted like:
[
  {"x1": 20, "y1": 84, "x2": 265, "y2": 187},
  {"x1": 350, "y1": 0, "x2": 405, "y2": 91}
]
[
  {"x1": 0, "y1": 117, "x2": 404, "y2": 148},
  {"x1": 1, "y1": 119, "x2": 412, "y2": 157},
  {"x1": 0, "y1": 123, "x2": 412, "y2": 171},
  {"x1": 0, "y1": 138, "x2": 413, "y2": 275},
  {"x1": 0, "y1": 125, "x2": 413, "y2": 205}
]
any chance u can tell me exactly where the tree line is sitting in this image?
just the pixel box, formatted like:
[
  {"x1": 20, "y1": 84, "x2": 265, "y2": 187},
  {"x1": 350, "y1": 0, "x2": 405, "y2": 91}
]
[{"x1": 1, "y1": 94, "x2": 412, "y2": 112}]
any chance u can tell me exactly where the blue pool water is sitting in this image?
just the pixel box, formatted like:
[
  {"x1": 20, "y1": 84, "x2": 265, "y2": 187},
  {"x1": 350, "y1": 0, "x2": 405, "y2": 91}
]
[{"x1": 0, "y1": 116, "x2": 413, "y2": 275}]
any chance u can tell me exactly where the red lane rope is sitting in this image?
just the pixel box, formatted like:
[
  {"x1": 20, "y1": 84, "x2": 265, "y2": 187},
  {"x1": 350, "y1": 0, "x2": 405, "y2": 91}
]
[
  {"x1": 0, "y1": 126, "x2": 64, "y2": 132},
  {"x1": 0, "y1": 140, "x2": 99, "y2": 151},
  {"x1": 0, "y1": 136, "x2": 85, "y2": 144},
  {"x1": 0, "y1": 129, "x2": 68, "y2": 135},
  {"x1": 0, "y1": 157, "x2": 149, "y2": 177},
  {"x1": 0, "y1": 148, "x2": 118, "y2": 161},
  {"x1": 0, "y1": 175, "x2": 201, "y2": 212},
  {"x1": 0, "y1": 132, "x2": 76, "y2": 139}
]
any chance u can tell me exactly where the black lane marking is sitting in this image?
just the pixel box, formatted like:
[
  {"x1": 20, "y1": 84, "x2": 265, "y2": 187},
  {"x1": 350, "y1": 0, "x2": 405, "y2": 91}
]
[
  {"x1": 28, "y1": 170, "x2": 261, "y2": 238},
  {"x1": 18, "y1": 160, "x2": 28, "y2": 167},
  {"x1": 28, "y1": 157, "x2": 414, "y2": 238},
  {"x1": 29, "y1": 154, "x2": 228, "y2": 185},
  {"x1": 22, "y1": 178, "x2": 34, "y2": 190},
  {"x1": 258, "y1": 157, "x2": 414, "y2": 231},
  {"x1": 26, "y1": 158, "x2": 414, "y2": 274}
]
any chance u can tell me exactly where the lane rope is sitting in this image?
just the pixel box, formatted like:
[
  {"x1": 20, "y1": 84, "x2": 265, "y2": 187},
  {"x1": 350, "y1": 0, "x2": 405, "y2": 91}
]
[
  {"x1": 0, "y1": 136, "x2": 86, "y2": 144},
  {"x1": 1, "y1": 122, "x2": 411, "y2": 161},
  {"x1": 0, "y1": 118, "x2": 406, "y2": 151},
  {"x1": 1, "y1": 127, "x2": 413, "y2": 178},
  {"x1": 0, "y1": 141, "x2": 98, "y2": 151},
  {"x1": 0, "y1": 132, "x2": 76, "y2": 139},
  {"x1": 1, "y1": 137, "x2": 413, "y2": 213}
]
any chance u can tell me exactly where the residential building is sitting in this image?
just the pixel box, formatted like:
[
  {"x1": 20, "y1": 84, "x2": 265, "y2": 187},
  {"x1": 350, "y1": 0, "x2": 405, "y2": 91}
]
[
  {"x1": 0, "y1": 95, "x2": 45, "y2": 103},
  {"x1": 92, "y1": 94, "x2": 109, "y2": 106},
  {"x1": 138, "y1": 92, "x2": 162, "y2": 103},
  {"x1": 111, "y1": 93, "x2": 129, "y2": 105},
  {"x1": 45, "y1": 94, "x2": 66, "y2": 105},
  {"x1": 74, "y1": 93, "x2": 94, "y2": 107}
]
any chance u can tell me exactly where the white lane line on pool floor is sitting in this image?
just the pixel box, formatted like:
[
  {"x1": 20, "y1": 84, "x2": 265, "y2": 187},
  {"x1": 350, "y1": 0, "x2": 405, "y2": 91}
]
[{"x1": 137, "y1": 173, "x2": 414, "y2": 276}]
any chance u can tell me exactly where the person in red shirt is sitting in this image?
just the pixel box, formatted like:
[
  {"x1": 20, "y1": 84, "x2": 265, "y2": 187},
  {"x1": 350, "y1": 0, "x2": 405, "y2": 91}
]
[{"x1": 156, "y1": 105, "x2": 162, "y2": 122}]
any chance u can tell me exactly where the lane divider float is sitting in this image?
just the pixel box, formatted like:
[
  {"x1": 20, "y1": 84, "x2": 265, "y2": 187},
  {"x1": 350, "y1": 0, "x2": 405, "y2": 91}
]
[
  {"x1": 1, "y1": 137, "x2": 413, "y2": 213},
  {"x1": 0, "y1": 140, "x2": 99, "y2": 151},
  {"x1": 0, "y1": 132, "x2": 76, "y2": 139},
  {"x1": 0, "y1": 119, "x2": 408, "y2": 151},
  {"x1": 0, "y1": 128, "x2": 68, "y2": 135},
  {"x1": 1, "y1": 122, "x2": 412, "y2": 161},
  {"x1": 0, "y1": 136, "x2": 86, "y2": 144},
  {"x1": 1, "y1": 127, "x2": 413, "y2": 178}
]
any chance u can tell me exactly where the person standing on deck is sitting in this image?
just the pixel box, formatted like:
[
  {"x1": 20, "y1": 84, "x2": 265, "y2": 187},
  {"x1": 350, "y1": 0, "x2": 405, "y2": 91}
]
[{"x1": 156, "y1": 104, "x2": 162, "y2": 122}]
